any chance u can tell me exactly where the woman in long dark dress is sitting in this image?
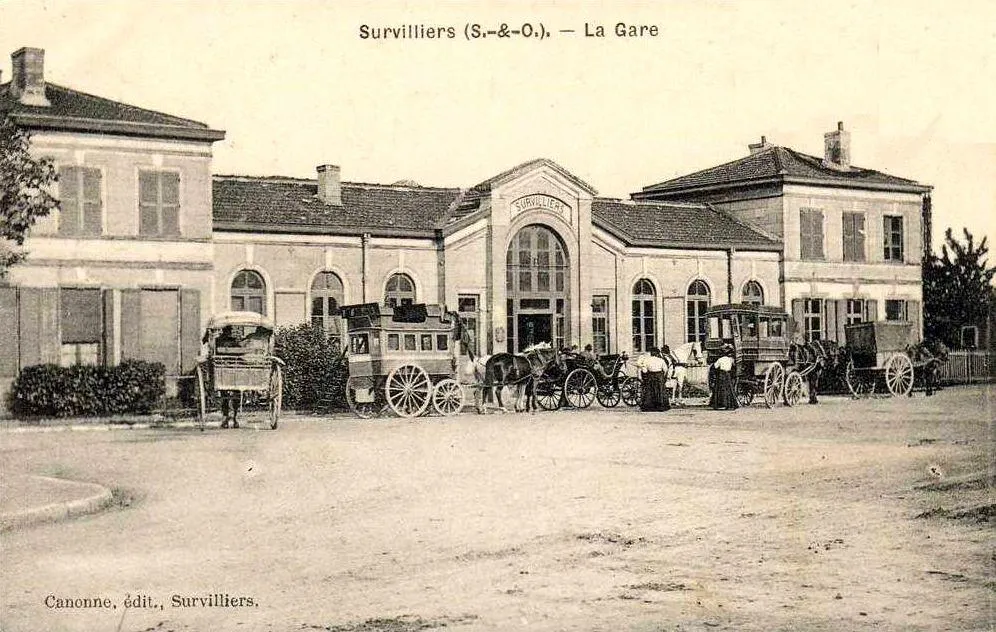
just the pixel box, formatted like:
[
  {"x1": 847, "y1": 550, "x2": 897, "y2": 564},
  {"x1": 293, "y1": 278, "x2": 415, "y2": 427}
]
[
  {"x1": 639, "y1": 348, "x2": 670, "y2": 412},
  {"x1": 709, "y1": 344, "x2": 739, "y2": 410}
]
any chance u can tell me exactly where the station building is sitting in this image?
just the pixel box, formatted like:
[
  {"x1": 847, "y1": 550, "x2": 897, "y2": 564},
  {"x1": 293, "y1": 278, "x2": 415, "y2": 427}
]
[{"x1": 0, "y1": 47, "x2": 931, "y2": 402}]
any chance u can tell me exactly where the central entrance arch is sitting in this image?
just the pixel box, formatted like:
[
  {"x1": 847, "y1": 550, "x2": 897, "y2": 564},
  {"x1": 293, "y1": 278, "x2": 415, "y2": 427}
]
[{"x1": 505, "y1": 224, "x2": 570, "y2": 352}]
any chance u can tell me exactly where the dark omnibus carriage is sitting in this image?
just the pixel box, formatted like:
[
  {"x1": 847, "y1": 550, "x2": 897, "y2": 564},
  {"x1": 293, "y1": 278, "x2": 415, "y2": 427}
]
[
  {"x1": 843, "y1": 320, "x2": 918, "y2": 397},
  {"x1": 194, "y1": 311, "x2": 284, "y2": 429},
  {"x1": 704, "y1": 304, "x2": 808, "y2": 407},
  {"x1": 342, "y1": 303, "x2": 465, "y2": 418}
]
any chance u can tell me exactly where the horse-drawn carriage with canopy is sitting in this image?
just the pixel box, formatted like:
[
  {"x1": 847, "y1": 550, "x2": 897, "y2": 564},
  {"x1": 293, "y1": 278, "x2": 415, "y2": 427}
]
[
  {"x1": 194, "y1": 311, "x2": 284, "y2": 429},
  {"x1": 705, "y1": 304, "x2": 819, "y2": 407},
  {"x1": 842, "y1": 320, "x2": 944, "y2": 397},
  {"x1": 342, "y1": 302, "x2": 466, "y2": 418}
]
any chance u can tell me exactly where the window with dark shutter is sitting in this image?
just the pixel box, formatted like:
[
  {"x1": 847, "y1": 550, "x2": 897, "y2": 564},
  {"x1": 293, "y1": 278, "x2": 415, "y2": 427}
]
[
  {"x1": 58, "y1": 166, "x2": 102, "y2": 236},
  {"x1": 139, "y1": 171, "x2": 181, "y2": 237},
  {"x1": 800, "y1": 209, "x2": 824, "y2": 260},
  {"x1": 842, "y1": 212, "x2": 865, "y2": 262},
  {"x1": 59, "y1": 288, "x2": 102, "y2": 366}
]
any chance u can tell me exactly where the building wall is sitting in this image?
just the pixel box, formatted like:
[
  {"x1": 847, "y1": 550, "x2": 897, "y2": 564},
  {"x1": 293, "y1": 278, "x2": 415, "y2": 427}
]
[{"x1": 0, "y1": 131, "x2": 216, "y2": 405}]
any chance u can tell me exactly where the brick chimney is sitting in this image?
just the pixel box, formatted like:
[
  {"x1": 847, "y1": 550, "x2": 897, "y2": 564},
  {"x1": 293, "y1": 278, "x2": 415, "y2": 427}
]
[
  {"x1": 823, "y1": 121, "x2": 850, "y2": 170},
  {"x1": 748, "y1": 135, "x2": 770, "y2": 155},
  {"x1": 9, "y1": 47, "x2": 50, "y2": 107},
  {"x1": 316, "y1": 164, "x2": 342, "y2": 206}
]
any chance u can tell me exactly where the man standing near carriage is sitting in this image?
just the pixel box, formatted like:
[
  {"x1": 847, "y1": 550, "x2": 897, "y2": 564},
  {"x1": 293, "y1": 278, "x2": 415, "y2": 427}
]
[{"x1": 709, "y1": 344, "x2": 739, "y2": 410}]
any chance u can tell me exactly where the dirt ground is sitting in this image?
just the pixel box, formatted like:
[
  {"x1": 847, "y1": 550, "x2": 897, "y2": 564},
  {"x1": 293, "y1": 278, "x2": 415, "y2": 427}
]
[{"x1": 1, "y1": 386, "x2": 993, "y2": 632}]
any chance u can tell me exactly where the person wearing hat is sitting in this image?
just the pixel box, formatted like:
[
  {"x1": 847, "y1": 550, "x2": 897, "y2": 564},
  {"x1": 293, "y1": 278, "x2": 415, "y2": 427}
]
[{"x1": 709, "y1": 343, "x2": 739, "y2": 410}]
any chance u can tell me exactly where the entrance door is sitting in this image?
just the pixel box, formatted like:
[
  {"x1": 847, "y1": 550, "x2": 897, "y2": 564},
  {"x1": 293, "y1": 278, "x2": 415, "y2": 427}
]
[
  {"x1": 517, "y1": 314, "x2": 552, "y2": 351},
  {"x1": 506, "y1": 224, "x2": 570, "y2": 353}
]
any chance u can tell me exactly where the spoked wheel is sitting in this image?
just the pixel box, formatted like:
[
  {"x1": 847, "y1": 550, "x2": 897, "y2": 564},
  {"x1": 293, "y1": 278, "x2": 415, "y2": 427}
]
[
  {"x1": 884, "y1": 353, "x2": 914, "y2": 397},
  {"x1": 386, "y1": 365, "x2": 432, "y2": 417},
  {"x1": 432, "y1": 378, "x2": 464, "y2": 416},
  {"x1": 595, "y1": 382, "x2": 621, "y2": 408},
  {"x1": 268, "y1": 365, "x2": 283, "y2": 429},
  {"x1": 345, "y1": 376, "x2": 383, "y2": 419},
  {"x1": 844, "y1": 358, "x2": 874, "y2": 398},
  {"x1": 762, "y1": 363, "x2": 785, "y2": 408},
  {"x1": 736, "y1": 381, "x2": 755, "y2": 407},
  {"x1": 564, "y1": 368, "x2": 597, "y2": 409},
  {"x1": 194, "y1": 364, "x2": 208, "y2": 426},
  {"x1": 783, "y1": 371, "x2": 805, "y2": 407},
  {"x1": 620, "y1": 377, "x2": 641, "y2": 407},
  {"x1": 535, "y1": 378, "x2": 563, "y2": 411}
]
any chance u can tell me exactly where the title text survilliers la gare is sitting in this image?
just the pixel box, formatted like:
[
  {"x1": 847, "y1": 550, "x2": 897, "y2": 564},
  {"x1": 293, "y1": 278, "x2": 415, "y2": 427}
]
[{"x1": 358, "y1": 22, "x2": 658, "y2": 39}]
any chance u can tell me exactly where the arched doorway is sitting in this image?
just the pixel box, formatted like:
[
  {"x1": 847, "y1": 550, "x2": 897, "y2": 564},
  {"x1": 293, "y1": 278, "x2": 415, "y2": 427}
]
[{"x1": 506, "y1": 224, "x2": 570, "y2": 351}]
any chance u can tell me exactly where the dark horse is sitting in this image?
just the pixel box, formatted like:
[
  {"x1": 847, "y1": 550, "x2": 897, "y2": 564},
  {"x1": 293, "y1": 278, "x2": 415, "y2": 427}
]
[
  {"x1": 789, "y1": 339, "x2": 847, "y2": 403},
  {"x1": 908, "y1": 339, "x2": 949, "y2": 396},
  {"x1": 480, "y1": 343, "x2": 559, "y2": 412}
]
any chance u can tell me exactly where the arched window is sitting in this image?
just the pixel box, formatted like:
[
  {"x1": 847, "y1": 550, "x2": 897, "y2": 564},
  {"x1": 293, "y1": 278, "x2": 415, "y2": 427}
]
[
  {"x1": 632, "y1": 278, "x2": 656, "y2": 353},
  {"x1": 311, "y1": 271, "x2": 344, "y2": 335},
  {"x1": 686, "y1": 280, "x2": 710, "y2": 343},
  {"x1": 231, "y1": 269, "x2": 266, "y2": 315},
  {"x1": 384, "y1": 273, "x2": 415, "y2": 308},
  {"x1": 742, "y1": 280, "x2": 764, "y2": 306}
]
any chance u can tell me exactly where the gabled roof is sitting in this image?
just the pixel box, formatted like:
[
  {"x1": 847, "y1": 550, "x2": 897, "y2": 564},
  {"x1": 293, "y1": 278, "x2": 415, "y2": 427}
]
[
  {"x1": 469, "y1": 158, "x2": 598, "y2": 195},
  {"x1": 212, "y1": 176, "x2": 461, "y2": 238},
  {"x1": 591, "y1": 198, "x2": 781, "y2": 251},
  {"x1": 0, "y1": 82, "x2": 225, "y2": 142},
  {"x1": 638, "y1": 145, "x2": 930, "y2": 196}
]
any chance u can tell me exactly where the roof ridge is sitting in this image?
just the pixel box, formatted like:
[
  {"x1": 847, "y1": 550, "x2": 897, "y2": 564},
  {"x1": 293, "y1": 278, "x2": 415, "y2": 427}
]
[
  {"x1": 212, "y1": 174, "x2": 458, "y2": 191},
  {"x1": 45, "y1": 82, "x2": 211, "y2": 129},
  {"x1": 596, "y1": 197, "x2": 707, "y2": 209},
  {"x1": 641, "y1": 147, "x2": 778, "y2": 192}
]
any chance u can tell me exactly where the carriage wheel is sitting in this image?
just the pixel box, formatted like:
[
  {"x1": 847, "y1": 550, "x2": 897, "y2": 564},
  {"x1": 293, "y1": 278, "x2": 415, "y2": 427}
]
[
  {"x1": 736, "y1": 381, "x2": 755, "y2": 407},
  {"x1": 386, "y1": 365, "x2": 432, "y2": 418},
  {"x1": 268, "y1": 365, "x2": 283, "y2": 429},
  {"x1": 620, "y1": 377, "x2": 641, "y2": 407},
  {"x1": 783, "y1": 371, "x2": 805, "y2": 407},
  {"x1": 844, "y1": 358, "x2": 874, "y2": 398},
  {"x1": 595, "y1": 382, "x2": 621, "y2": 408},
  {"x1": 535, "y1": 377, "x2": 563, "y2": 411},
  {"x1": 762, "y1": 363, "x2": 785, "y2": 408},
  {"x1": 432, "y1": 379, "x2": 464, "y2": 416},
  {"x1": 194, "y1": 364, "x2": 208, "y2": 426},
  {"x1": 346, "y1": 376, "x2": 382, "y2": 419},
  {"x1": 885, "y1": 353, "x2": 914, "y2": 397},
  {"x1": 564, "y1": 368, "x2": 597, "y2": 409}
]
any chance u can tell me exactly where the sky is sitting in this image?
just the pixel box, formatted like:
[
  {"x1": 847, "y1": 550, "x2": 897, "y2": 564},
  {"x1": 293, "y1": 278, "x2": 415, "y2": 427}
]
[{"x1": 1, "y1": 0, "x2": 994, "y2": 255}]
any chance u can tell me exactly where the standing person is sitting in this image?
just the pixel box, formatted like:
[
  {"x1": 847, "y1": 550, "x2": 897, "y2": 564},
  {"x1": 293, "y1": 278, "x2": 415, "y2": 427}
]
[
  {"x1": 709, "y1": 344, "x2": 739, "y2": 410},
  {"x1": 638, "y1": 348, "x2": 669, "y2": 412}
]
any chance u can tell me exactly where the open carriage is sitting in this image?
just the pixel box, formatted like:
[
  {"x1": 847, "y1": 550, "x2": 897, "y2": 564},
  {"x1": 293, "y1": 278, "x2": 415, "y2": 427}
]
[
  {"x1": 533, "y1": 351, "x2": 636, "y2": 410},
  {"x1": 194, "y1": 311, "x2": 284, "y2": 429},
  {"x1": 843, "y1": 321, "x2": 919, "y2": 397},
  {"x1": 704, "y1": 304, "x2": 815, "y2": 407},
  {"x1": 342, "y1": 303, "x2": 465, "y2": 418}
]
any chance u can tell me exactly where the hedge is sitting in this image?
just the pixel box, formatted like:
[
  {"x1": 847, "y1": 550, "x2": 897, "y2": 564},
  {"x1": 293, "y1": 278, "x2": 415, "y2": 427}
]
[
  {"x1": 8, "y1": 360, "x2": 166, "y2": 418},
  {"x1": 274, "y1": 323, "x2": 348, "y2": 411}
]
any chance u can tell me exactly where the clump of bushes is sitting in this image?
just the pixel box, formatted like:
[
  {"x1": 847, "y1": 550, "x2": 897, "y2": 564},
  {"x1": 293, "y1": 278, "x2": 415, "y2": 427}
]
[
  {"x1": 274, "y1": 323, "x2": 348, "y2": 411},
  {"x1": 8, "y1": 359, "x2": 166, "y2": 418}
]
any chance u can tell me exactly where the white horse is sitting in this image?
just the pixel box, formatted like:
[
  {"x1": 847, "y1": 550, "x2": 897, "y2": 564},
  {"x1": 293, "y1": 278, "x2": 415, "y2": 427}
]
[{"x1": 665, "y1": 341, "x2": 704, "y2": 406}]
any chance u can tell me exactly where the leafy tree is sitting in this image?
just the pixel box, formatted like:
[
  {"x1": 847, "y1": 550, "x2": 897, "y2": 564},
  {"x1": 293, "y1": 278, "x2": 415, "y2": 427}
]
[
  {"x1": 923, "y1": 228, "x2": 996, "y2": 348},
  {"x1": 0, "y1": 116, "x2": 59, "y2": 279}
]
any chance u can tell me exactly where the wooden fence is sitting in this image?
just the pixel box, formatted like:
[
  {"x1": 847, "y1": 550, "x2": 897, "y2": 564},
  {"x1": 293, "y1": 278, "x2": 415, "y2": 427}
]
[{"x1": 939, "y1": 351, "x2": 996, "y2": 385}]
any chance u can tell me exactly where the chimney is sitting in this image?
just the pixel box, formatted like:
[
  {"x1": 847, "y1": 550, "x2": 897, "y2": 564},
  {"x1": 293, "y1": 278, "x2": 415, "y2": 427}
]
[
  {"x1": 316, "y1": 164, "x2": 342, "y2": 206},
  {"x1": 823, "y1": 121, "x2": 850, "y2": 170},
  {"x1": 9, "y1": 47, "x2": 50, "y2": 107},
  {"x1": 748, "y1": 135, "x2": 770, "y2": 155}
]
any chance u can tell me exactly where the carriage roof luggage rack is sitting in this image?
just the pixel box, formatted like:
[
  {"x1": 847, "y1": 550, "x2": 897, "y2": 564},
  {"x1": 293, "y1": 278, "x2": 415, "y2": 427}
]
[{"x1": 205, "y1": 311, "x2": 275, "y2": 330}]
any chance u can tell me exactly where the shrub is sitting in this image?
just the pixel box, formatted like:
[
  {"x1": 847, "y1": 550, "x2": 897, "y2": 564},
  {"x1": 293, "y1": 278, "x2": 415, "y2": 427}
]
[
  {"x1": 274, "y1": 323, "x2": 348, "y2": 411},
  {"x1": 8, "y1": 360, "x2": 166, "y2": 418}
]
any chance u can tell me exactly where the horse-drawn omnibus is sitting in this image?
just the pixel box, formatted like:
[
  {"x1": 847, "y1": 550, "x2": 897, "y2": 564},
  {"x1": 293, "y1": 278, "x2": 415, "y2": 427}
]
[
  {"x1": 704, "y1": 303, "x2": 818, "y2": 407},
  {"x1": 342, "y1": 303, "x2": 467, "y2": 418}
]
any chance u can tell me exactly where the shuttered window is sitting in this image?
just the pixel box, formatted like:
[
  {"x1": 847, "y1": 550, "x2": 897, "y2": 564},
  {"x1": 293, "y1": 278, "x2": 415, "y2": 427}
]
[
  {"x1": 842, "y1": 212, "x2": 865, "y2": 262},
  {"x1": 58, "y1": 166, "x2": 102, "y2": 236},
  {"x1": 883, "y1": 216, "x2": 904, "y2": 262},
  {"x1": 139, "y1": 171, "x2": 181, "y2": 237},
  {"x1": 800, "y1": 208, "x2": 824, "y2": 260},
  {"x1": 60, "y1": 288, "x2": 102, "y2": 366}
]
